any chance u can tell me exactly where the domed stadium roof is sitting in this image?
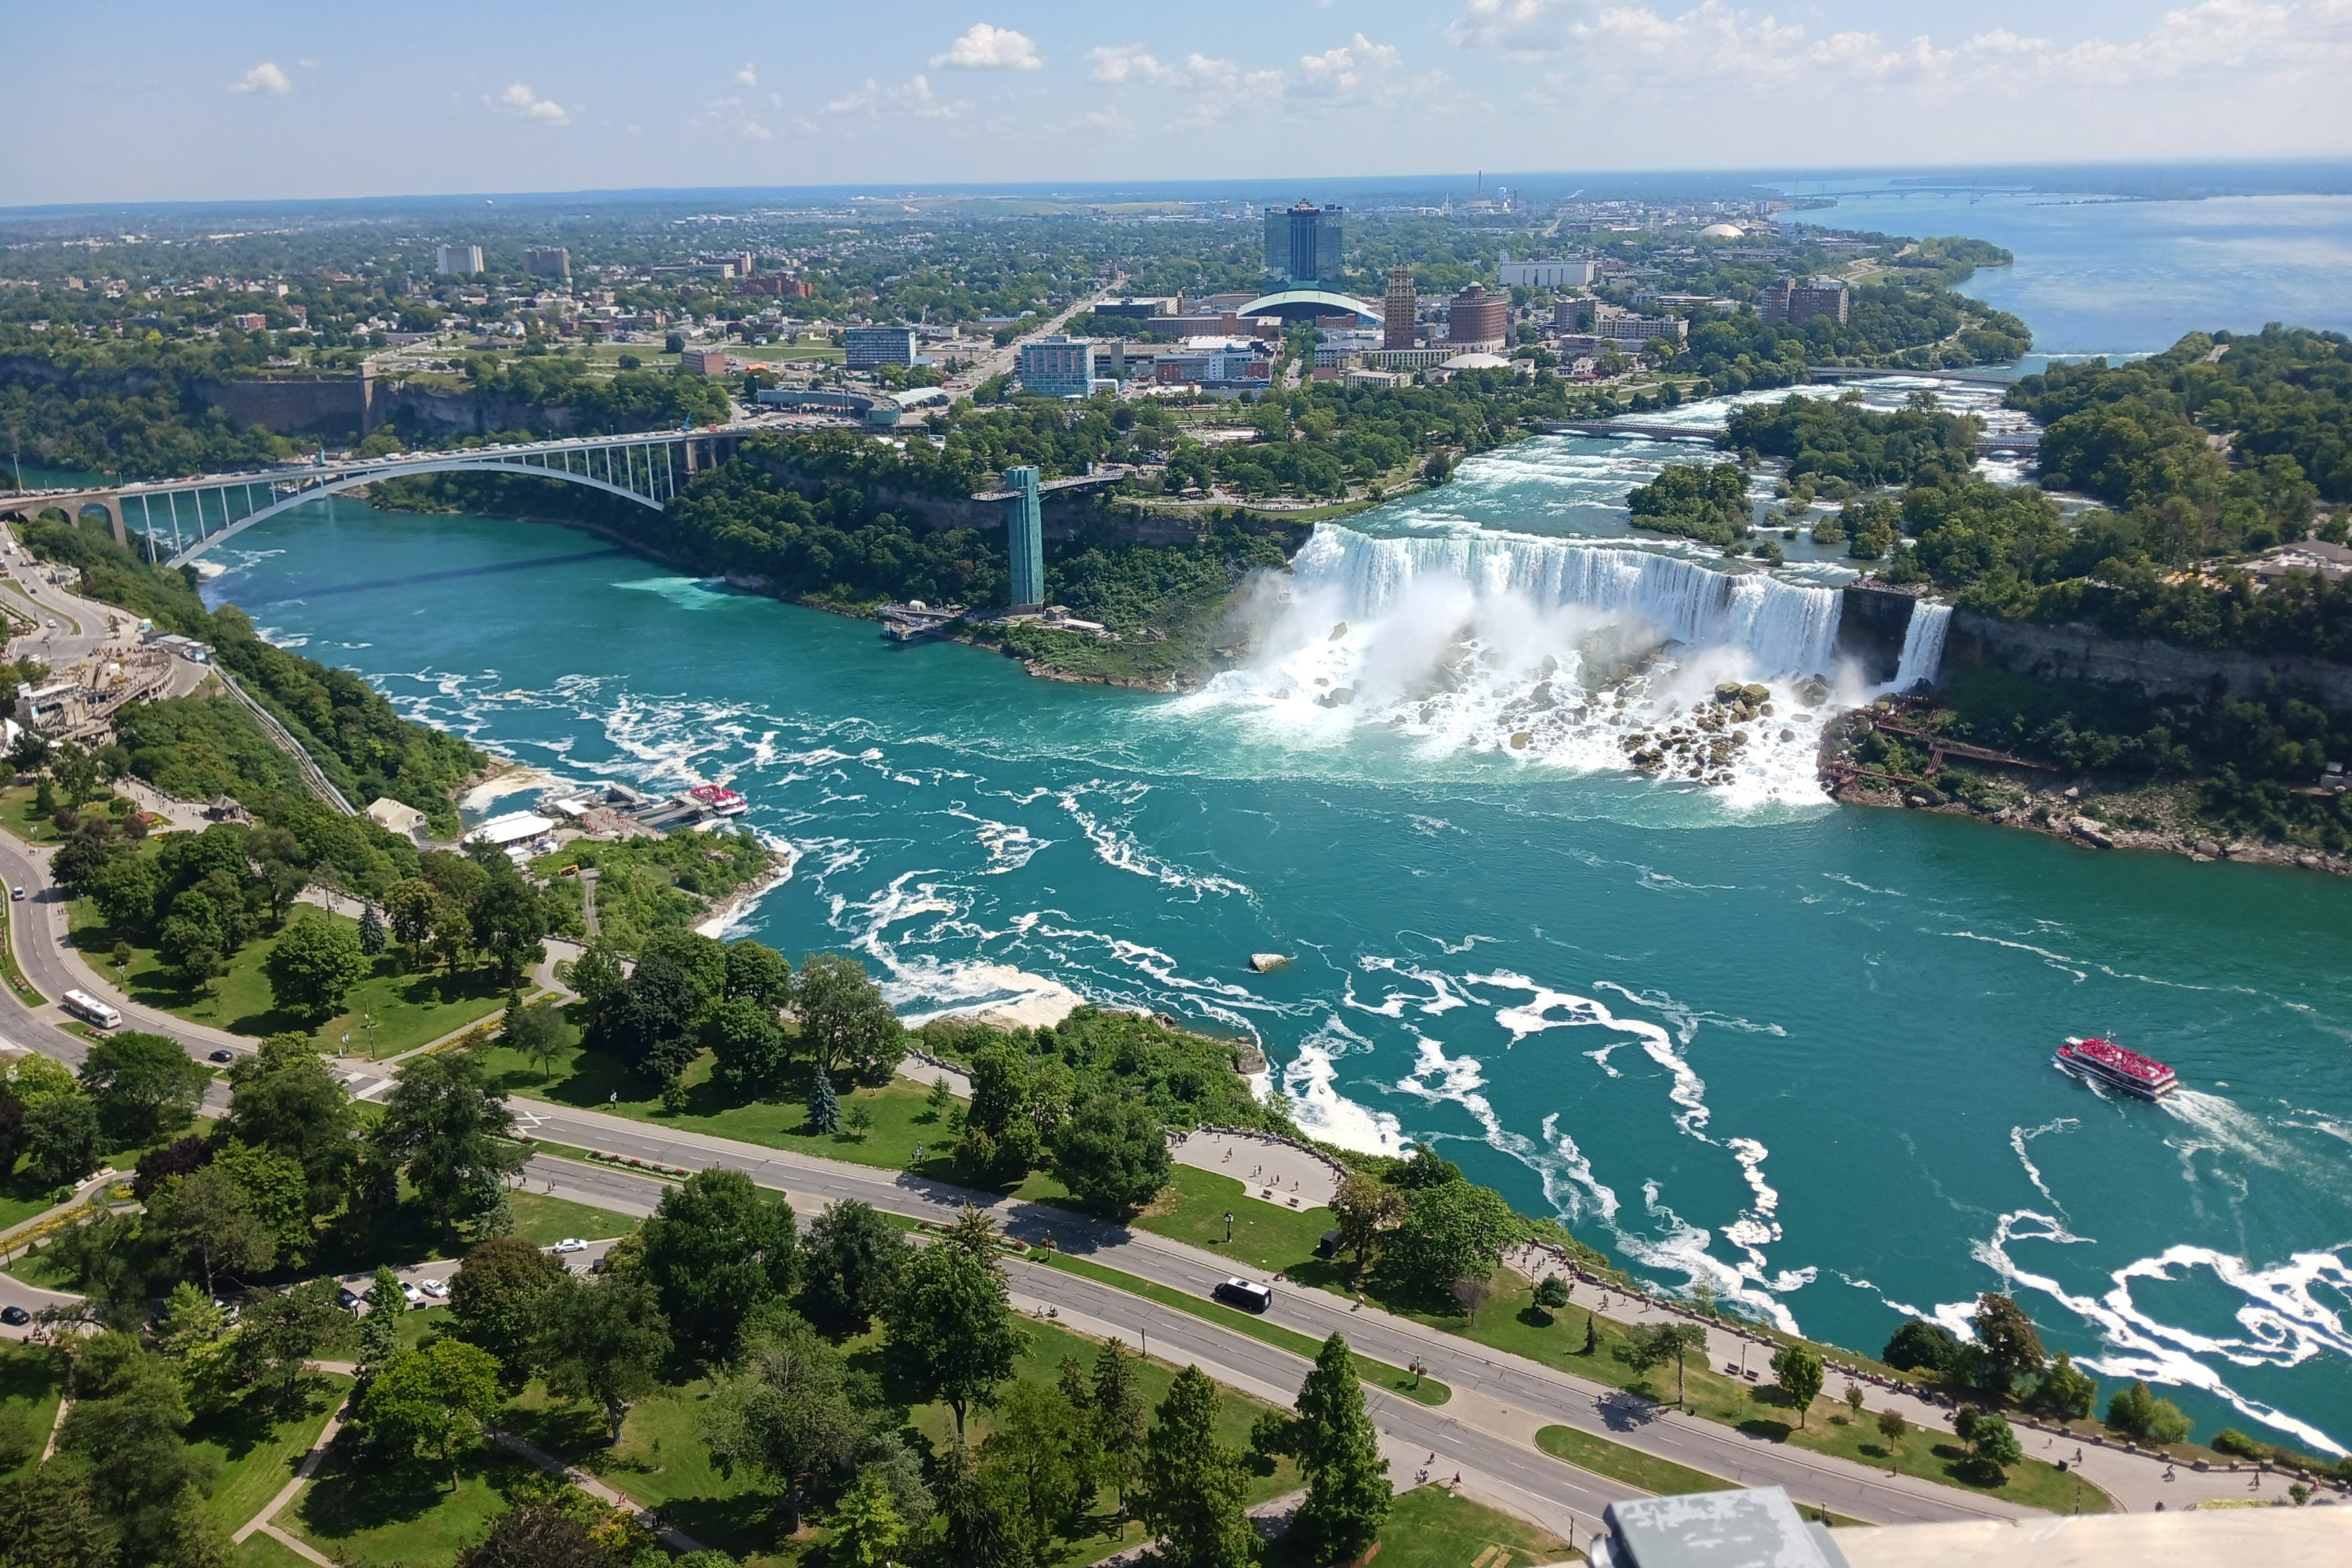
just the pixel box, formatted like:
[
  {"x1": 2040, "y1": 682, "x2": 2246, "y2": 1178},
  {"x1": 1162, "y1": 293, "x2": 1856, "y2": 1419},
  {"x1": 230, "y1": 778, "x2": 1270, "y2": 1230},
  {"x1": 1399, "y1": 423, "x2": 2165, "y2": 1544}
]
[{"x1": 1698, "y1": 222, "x2": 1745, "y2": 239}]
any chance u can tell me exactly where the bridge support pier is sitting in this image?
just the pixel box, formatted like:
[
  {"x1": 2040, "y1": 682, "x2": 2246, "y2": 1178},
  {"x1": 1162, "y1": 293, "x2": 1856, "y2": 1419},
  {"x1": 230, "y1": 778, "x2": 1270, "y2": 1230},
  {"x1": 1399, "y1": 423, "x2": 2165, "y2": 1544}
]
[{"x1": 103, "y1": 496, "x2": 126, "y2": 550}]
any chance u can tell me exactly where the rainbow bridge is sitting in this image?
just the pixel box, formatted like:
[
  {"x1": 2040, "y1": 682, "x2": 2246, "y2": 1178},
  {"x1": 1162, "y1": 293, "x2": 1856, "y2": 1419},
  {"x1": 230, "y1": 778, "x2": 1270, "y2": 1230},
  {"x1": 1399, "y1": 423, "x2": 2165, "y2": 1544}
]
[{"x1": 0, "y1": 426, "x2": 761, "y2": 568}]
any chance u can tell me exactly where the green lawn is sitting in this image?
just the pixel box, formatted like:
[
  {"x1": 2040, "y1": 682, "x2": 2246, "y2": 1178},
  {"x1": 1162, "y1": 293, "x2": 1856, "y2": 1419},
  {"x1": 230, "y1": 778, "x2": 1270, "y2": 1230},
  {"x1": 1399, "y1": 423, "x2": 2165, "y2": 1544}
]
[
  {"x1": 1033, "y1": 1250, "x2": 1450, "y2": 1408},
  {"x1": 238, "y1": 1531, "x2": 317, "y2": 1568},
  {"x1": 285, "y1": 1431, "x2": 545, "y2": 1567},
  {"x1": 191, "y1": 1374, "x2": 352, "y2": 1534},
  {"x1": 498, "y1": 1315, "x2": 1304, "y2": 1568},
  {"x1": 0, "y1": 787, "x2": 119, "y2": 846},
  {"x1": 1536, "y1": 1423, "x2": 1731, "y2": 1498},
  {"x1": 66, "y1": 898, "x2": 510, "y2": 1054},
  {"x1": 0, "y1": 1344, "x2": 68, "y2": 1483},
  {"x1": 1266, "y1": 1483, "x2": 1573, "y2": 1568},
  {"x1": 503, "y1": 1190, "x2": 641, "y2": 1248},
  {"x1": 1110, "y1": 1163, "x2": 1338, "y2": 1272}
]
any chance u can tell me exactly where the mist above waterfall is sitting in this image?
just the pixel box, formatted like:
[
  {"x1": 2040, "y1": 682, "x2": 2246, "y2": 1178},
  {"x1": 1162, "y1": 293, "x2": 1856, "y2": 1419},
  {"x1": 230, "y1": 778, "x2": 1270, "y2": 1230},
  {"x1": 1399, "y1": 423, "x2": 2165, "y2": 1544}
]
[{"x1": 1186, "y1": 524, "x2": 1880, "y2": 807}]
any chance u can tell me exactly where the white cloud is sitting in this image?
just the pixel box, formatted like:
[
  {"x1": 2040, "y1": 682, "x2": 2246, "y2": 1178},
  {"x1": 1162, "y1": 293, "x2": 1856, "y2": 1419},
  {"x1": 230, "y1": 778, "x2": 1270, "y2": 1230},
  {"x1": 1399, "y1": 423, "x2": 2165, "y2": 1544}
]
[
  {"x1": 1294, "y1": 32, "x2": 1405, "y2": 98},
  {"x1": 490, "y1": 82, "x2": 571, "y2": 125},
  {"x1": 1088, "y1": 45, "x2": 1287, "y2": 126},
  {"x1": 228, "y1": 61, "x2": 290, "y2": 96},
  {"x1": 1454, "y1": 0, "x2": 2352, "y2": 97},
  {"x1": 692, "y1": 95, "x2": 774, "y2": 140},
  {"x1": 733, "y1": 63, "x2": 758, "y2": 88},
  {"x1": 931, "y1": 22, "x2": 1042, "y2": 71},
  {"x1": 1087, "y1": 45, "x2": 1182, "y2": 85},
  {"x1": 821, "y1": 74, "x2": 965, "y2": 121}
]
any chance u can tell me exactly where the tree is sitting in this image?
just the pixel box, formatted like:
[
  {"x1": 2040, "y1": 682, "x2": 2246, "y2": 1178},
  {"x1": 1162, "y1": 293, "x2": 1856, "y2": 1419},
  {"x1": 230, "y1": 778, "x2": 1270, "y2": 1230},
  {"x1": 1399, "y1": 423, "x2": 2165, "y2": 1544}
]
[
  {"x1": 448, "y1": 1232, "x2": 566, "y2": 1390},
  {"x1": 360, "y1": 1338, "x2": 505, "y2": 1486},
  {"x1": 156, "y1": 907, "x2": 226, "y2": 994},
  {"x1": 807, "y1": 1064, "x2": 840, "y2": 1134},
  {"x1": 1971, "y1": 1293, "x2": 2048, "y2": 1392},
  {"x1": 384, "y1": 877, "x2": 439, "y2": 965},
  {"x1": 704, "y1": 1304, "x2": 873, "y2": 1484},
  {"x1": 149, "y1": 1166, "x2": 275, "y2": 1297},
  {"x1": 2105, "y1": 1379, "x2": 2193, "y2": 1443},
  {"x1": 501, "y1": 995, "x2": 571, "y2": 1082},
  {"x1": 1965, "y1": 1410, "x2": 2024, "y2": 1476},
  {"x1": 1140, "y1": 1366, "x2": 1257, "y2": 1568},
  {"x1": 799, "y1": 1199, "x2": 910, "y2": 1332},
  {"x1": 935, "y1": 1440, "x2": 1029, "y2": 1568},
  {"x1": 1091, "y1": 1338, "x2": 1148, "y2": 1517},
  {"x1": 1051, "y1": 1094, "x2": 1171, "y2": 1213},
  {"x1": 1883, "y1": 1317, "x2": 1961, "y2": 1376},
  {"x1": 0, "y1": 1465, "x2": 113, "y2": 1568},
  {"x1": 1626, "y1": 1320, "x2": 1708, "y2": 1407},
  {"x1": 883, "y1": 1234, "x2": 1023, "y2": 1440},
  {"x1": 360, "y1": 1265, "x2": 405, "y2": 1372},
  {"x1": 223, "y1": 1033, "x2": 358, "y2": 1218},
  {"x1": 263, "y1": 912, "x2": 370, "y2": 1023},
  {"x1": 1533, "y1": 1274, "x2": 1572, "y2": 1311},
  {"x1": 831, "y1": 1466, "x2": 909, "y2": 1568},
  {"x1": 794, "y1": 952, "x2": 902, "y2": 1083},
  {"x1": 468, "y1": 873, "x2": 550, "y2": 984},
  {"x1": 539, "y1": 1272, "x2": 672, "y2": 1442},
  {"x1": 1771, "y1": 1342, "x2": 1824, "y2": 1427},
  {"x1": 358, "y1": 901, "x2": 387, "y2": 956},
  {"x1": 233, "y1": 1279, "x2": 348, "y2": 1409},
  {"x1": 705, "y1": 996, "x2": 786, "y2": 1100},
  {"x1": 78, "y1": 1029, "x2": 208, "y2": 1145},
  {"x1": 24, "y1": 1090, "x2": 102, "y2": 1186},
  {"x1": 455, "y1": 1501, "x2": 630, "y2": 1568},
  {"x1": 1291, "y1": 1334, "x2": 1389, "y2": 1562},
  {"x1": 568, "y1": 940, "x2": 626, "y2": 1016},
  {"x1": 367, "y1": 1046, "x2": 526, "y2": 1232},
  {"x1": 590, "y1": 949, "x2": 706, "y2": 1083},
  {"x1": 2032, "y1": 1352, "x2": 2099, "y2": 1420},
  {"x1": 1391, "y1": 1179, "x2": 1516, "y2": 1299},
  {"x1": 1875, "y1": 1407, "x2": 1907, "y2": 1452},
  {"x1": 56, "y1": 1331, "x2": 217, "y2": 1563},
  {"x1": 984, "y1": 1377, "x2": 1092, "y2": 1553},
  {"x1": 724, "y1": 939, "x2": 792, "y2": 1007},
  {"x1": 638, "y1": 1168, "x2": 800, "y2": 1361}
]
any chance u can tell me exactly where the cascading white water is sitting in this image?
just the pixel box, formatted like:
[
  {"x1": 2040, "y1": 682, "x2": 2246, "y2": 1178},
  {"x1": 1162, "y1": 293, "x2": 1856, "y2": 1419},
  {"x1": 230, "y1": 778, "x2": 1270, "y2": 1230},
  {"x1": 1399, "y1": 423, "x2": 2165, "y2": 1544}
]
[
  {"x1": 1292, "y1": 525, "x2": 1844, "y2": 674},
  {"x1": 1892, "y1": 601, "x2": 1952, "y2": 691},
  {"x1": 1181, "y1": 524, "x2": 1874, "y2": 807}
]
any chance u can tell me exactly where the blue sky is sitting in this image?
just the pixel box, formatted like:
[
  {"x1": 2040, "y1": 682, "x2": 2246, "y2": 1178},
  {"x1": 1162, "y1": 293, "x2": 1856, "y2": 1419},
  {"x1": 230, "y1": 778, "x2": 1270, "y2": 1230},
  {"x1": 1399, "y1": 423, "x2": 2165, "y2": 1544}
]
[{"x1": 5, "y1": 1, "x2": 2349, "y2": 203}]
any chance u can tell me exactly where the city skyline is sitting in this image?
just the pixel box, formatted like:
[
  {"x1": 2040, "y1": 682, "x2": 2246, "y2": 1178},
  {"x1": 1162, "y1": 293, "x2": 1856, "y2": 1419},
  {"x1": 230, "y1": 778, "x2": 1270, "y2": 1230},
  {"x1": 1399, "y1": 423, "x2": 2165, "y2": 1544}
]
[{"x1": 5, "y1": 1, "x2": 2350, "y2": 205}]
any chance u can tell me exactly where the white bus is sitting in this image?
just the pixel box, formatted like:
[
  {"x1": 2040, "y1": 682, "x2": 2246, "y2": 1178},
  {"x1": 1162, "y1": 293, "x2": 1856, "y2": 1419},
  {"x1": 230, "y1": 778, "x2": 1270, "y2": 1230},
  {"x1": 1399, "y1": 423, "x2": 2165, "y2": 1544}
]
[{"x1": 62, "y1": 990, "x2": 122, "y2": 1031}]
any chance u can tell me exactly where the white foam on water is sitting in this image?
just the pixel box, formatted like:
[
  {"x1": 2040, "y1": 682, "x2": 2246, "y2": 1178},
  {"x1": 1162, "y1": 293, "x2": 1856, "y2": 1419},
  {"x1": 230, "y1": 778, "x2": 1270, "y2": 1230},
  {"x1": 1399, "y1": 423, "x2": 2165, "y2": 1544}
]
[
  {"x1": 1977, "y1": 1210, "x2": 2352, "y2": 1456},
  {"x1": 1280, "y1": 1014, "x2": 1409, "y2": 1156},
  {"x1": 2009, "y1": 1118, "x2": 2080, "y2": 1214},
  {"x1": 1053, "y1": 781, "x2": 1251, "y2": 900},
  {"x1": 884, "y1": 955, "x2": 1085, "y2": 1030},
  {"x1": 1469, "y1": 969, "x2": 1711, "y2": 1136}
]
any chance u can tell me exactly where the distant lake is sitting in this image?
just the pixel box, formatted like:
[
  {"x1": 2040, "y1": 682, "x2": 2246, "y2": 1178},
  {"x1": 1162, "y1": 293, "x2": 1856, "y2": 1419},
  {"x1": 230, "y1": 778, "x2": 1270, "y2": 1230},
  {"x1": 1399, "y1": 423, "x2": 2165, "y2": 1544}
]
[{"x1": 1788, "y1": 184, "x2": 2352, "y2": 355}]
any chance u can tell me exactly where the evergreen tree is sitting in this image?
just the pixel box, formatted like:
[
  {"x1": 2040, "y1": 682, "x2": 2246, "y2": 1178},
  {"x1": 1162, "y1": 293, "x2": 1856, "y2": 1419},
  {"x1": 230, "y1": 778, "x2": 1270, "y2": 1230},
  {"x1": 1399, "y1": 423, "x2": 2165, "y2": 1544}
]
[
  {"x1": 358, "y1": 902, "x2": 387, "y2": 956},
  {"x1": 1091, "y1": 1338, "x2": 1148, "y2": 1517},
  {"x1": 1140, "y1": 1366, "x2": 1256, "y2": 1568},
  {"x1": 1291, "y1": 1333, "x2": 1389, "y2": 1562},
  {"x1": 807, "y1": 1065, "x2": 840, "y2": 1134},
  {"x1": 360, "y1": 1265, "x2": 405, "y2": 1370}
]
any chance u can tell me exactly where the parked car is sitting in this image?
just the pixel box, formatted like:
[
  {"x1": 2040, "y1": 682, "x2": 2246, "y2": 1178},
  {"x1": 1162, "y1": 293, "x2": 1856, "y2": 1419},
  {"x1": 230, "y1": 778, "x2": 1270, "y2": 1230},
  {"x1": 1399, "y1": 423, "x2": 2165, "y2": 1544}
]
[
  {"x1": 554, "y1": 1238, "x2": 587, "y2": 1254},
  {"x1": 0, "y1": 1305, "x2": 29, "y2": 1326},
  {"x1": 336, "y1": 1287, "x2": 362, "y2": 1311},
  {"x1": 419, "y1": 1279, "x2": 448, "y2": 1299},
  {"x1": 1212, "y1": 1277, "x2": 1273, "y2": 1313},
  {"x1": 400, "y1": 1283, "x2": 424, "y2": 1308}
]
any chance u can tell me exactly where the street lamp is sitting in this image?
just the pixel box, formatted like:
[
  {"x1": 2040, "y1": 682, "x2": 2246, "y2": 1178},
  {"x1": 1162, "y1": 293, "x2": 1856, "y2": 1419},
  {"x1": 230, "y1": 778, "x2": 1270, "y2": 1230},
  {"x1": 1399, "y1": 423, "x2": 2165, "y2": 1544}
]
[{"x1": 1224, "y1": 1210, "x2": 1235, "y2": 1243}]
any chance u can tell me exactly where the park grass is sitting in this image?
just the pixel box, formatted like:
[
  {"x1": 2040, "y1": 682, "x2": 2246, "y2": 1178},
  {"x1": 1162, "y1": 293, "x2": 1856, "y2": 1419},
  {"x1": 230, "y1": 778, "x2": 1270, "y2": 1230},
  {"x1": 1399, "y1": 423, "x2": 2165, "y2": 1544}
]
[
  {"x1": 238, "y1": 1532, "x2": 316, "y2": 1568},
  {"x1": 0, "y1": 786, "x2": 115, "y2": 845},
  {"x1": 64, "y1": 898, "x2": 509, "y2": 1054},
  {"x1": 1266, "y1": 1483, "x2": 1573, "y2": 1568},
  {"x1": 1032, "y1": 1250, "x2": 1450, "y2": 1408},
  {"x1": 1109, "y1": 1163, "x2": 1338, "y2": 1273},
  {"x1": 285, "y1": 1430, "x2": 546, "y2": 1568},
  {"x1": 0, "y1": 1343, "x2": 68, "y2": 1483},
  {"x1": 486, "y1": 1033, "x2": 975, "y2": 1182},
  {"x1": 1536, "y1": 1422, "x2": 1732, "y2": 1497},
  {"x1": 191, "y1": 1374, "x2": 352, "y2": 1534},
  {"x1": 499, "y1": 1315, "x2": 1302, "y2": 1568}
]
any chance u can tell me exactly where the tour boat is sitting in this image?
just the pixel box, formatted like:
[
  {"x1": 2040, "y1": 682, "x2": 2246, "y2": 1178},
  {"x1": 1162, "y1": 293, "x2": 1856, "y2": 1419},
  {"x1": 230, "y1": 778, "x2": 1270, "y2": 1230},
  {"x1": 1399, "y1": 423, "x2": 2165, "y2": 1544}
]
[
  {"x1": 2053, "y1": 1036, "x2": 2178, "y2": 1100},
  {"x1": 681, "y1": 783, "x2": 748, "y2": 817}
]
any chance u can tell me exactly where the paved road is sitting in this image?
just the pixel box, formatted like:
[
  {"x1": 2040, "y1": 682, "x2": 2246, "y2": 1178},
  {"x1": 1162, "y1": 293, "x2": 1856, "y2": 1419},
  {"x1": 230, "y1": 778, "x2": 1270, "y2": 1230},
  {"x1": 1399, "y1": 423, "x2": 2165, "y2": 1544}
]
[{"x1": 498, "y1": 1100, "x2": 2032, "y2": 1526}]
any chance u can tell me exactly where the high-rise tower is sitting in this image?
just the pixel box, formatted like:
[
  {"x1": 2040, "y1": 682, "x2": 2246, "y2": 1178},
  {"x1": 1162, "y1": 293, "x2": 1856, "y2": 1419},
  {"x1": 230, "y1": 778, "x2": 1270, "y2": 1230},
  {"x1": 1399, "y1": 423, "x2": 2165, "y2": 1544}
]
[
  {"x1": 1004, "y1": 466, "x2": 1045, "y2": 610},
  {"x1": 1262, "y1": 201, "x2": 1345, "y2": 287},
  {"x1": 1382, "y1": 266, "x2": 1417, "y2": 350}
]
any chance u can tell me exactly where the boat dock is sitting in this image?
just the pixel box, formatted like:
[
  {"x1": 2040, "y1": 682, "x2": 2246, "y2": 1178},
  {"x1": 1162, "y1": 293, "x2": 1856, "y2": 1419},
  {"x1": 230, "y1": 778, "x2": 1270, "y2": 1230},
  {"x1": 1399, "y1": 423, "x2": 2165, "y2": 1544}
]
[{"x1": 879, "y1": 601, "x2": 966, "y2": 642}]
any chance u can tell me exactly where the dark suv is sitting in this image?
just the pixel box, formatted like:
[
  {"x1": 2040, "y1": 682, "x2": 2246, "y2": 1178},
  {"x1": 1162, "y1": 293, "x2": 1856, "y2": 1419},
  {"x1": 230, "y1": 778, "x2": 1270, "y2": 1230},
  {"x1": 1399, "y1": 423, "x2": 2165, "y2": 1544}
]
[{"x1": 1212, "y1": 1277, "x2": 1273, "y2": 1313}]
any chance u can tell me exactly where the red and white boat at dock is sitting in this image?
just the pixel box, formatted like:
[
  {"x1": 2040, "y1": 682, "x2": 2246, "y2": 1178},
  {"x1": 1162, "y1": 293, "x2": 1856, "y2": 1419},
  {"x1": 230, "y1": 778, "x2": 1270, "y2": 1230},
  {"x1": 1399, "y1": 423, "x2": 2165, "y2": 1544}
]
[
  {"x1": 2054, "y1": 1036, "x2": 2178, "y2": 1099},
  {"x1": 679, "y1": 783, "x2": 748, "y2": 817}
]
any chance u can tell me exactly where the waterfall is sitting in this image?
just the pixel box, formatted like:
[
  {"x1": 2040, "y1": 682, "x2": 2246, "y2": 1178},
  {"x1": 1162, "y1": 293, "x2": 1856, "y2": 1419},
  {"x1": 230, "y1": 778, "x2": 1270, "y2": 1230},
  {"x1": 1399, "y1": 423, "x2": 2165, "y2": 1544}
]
[
  {"x1": 1893, "y1": 601, "x2": 1952, "y2": 691},
  {"x1": 1290, "y1": 524, "x2": 1843, "y2": 673}
]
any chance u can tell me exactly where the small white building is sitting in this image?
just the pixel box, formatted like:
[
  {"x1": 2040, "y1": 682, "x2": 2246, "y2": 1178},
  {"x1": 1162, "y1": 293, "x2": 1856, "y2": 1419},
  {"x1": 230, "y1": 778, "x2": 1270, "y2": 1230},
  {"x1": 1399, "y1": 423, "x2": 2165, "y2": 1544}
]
[{"x1": 365, "y1": 797, "x2": 428, "y2": 844}]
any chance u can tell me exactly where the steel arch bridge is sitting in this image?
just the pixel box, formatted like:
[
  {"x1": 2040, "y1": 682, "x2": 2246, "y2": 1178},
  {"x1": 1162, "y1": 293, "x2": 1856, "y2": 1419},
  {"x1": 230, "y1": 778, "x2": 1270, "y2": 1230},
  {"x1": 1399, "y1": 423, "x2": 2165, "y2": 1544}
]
[{"x1": 0, "y1": 426, "x2": 757, "y2": 568}]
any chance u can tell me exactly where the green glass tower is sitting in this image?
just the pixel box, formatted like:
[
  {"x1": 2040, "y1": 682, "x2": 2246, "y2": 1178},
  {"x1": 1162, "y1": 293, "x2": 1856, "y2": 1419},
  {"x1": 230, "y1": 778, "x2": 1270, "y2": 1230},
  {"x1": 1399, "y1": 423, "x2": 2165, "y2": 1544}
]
[{"x1": 1005, "y1": 465, "x2": 1044, "y2": 609}]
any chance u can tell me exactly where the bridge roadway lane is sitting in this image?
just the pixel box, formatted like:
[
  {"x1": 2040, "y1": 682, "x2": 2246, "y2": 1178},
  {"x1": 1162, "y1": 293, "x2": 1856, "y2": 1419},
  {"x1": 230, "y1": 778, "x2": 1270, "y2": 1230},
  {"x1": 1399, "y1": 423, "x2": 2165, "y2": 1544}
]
[{"x1": 504, "y1": 1099, "x2": 2032, "y2": 1527}]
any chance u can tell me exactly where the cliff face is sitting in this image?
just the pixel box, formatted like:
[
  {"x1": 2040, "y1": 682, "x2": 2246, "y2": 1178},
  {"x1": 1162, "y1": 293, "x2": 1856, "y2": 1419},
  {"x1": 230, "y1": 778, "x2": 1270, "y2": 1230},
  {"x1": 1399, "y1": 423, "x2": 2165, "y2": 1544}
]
[
  {"x1": 1833, "y1": 582, "x2": 1924, "y2": 683},
  {"x1": 1946, "y1": 608, "x2": 2352, "y2": 711}
]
